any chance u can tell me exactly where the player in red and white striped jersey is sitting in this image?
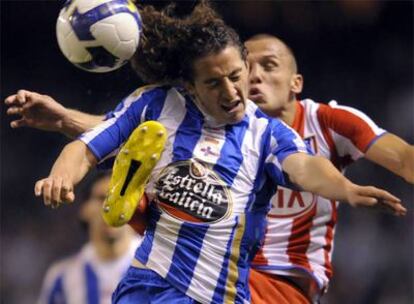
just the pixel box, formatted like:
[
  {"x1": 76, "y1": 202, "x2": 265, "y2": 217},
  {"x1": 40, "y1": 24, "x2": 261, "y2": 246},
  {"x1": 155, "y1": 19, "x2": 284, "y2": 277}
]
[{"x1": 245, "y1": 34, "x2": 414, "y2": 303}]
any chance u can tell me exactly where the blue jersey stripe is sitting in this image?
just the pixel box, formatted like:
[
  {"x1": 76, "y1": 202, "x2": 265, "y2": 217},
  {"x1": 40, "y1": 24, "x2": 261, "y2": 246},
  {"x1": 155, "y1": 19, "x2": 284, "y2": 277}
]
[
  {"x1": 211, "y1": 218, "x2": 239, "y2": 303},
  {"x1": 265, "y1": 162, "x2": 287, "y2": 188},
  {"x1": 144, "y1": 90, "x2": 167, "y2": 121},
  {"x1": 84, "y1": 88, "x2": 167, "y2": 161},
  {"x1": 213, "y1": 120, "x2": 248, "y2": 186},
  {"x1": 172, "y1": 98, "x2": 204, "y2": 162},
  {"x1": 252, "y1": 173, "x2": 278, "y2": 213},
  {"x1": 85, "y1": 263, "x2": 99, "y2": 304},
  {"x1": 165, "y1": 222, "x2": 209, "y2": 293},
  {"x1": 105, "y1": 97, "x2": 126, "y2": 120},
  {"x1": 234, "y1": 242, "x2": 250, "y2": 303},
  {"x1": 263, "y1": 118, "x2": 307, "y2": 188},
  {"x1": 135, "y1": 205, "x2": 161, "y2": 264},
  {"x1": 270, "y1": 119, "x2": 305, "y2": 164},
  {"x1": 48, "y1": 274, "x2": 66, "y2": 304}
]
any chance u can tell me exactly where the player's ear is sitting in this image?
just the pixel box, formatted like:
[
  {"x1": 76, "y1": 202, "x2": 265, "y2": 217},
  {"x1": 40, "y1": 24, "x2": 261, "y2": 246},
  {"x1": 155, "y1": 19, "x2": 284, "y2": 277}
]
[
  {"x1": 184, "y1": 81, "x2": 196, "y2": 97},
  {"x1": 291, "y1": 74, "x2": 303, "y2": 94}
]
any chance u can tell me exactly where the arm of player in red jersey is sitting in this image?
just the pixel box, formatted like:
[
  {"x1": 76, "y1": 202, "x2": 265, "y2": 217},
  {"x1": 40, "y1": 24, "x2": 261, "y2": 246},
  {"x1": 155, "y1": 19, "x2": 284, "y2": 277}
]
[
  {"x1": 316, "y1": 103, "x2": 413, "y2": 184},
  {"x1": 365, "y1": 133, "x2": 414, "y2": 184},
  {"x1": 4, "y1": 89, "x2": 104, "y2": 138},
  {"x1": 34, "y1": 140, "x2": 98, "y2": 208},
  {"x1": 282, "y1": 153, "x2": 407, "y2": 216}
]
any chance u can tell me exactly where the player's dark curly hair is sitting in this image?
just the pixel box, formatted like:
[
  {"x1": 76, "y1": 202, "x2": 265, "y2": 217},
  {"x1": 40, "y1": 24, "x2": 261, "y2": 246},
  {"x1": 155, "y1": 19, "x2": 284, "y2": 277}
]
[{"x1": 131, "y1": 1, "x2": 247, "y2": 84}]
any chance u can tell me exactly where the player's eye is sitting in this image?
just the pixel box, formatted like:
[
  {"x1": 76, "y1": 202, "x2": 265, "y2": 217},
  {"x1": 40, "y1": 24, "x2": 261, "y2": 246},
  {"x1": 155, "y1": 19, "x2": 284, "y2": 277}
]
[
  {"x1": 263, "y1": 61, "x2": 278, "y2": 71},
  {"x1": 229, "y1": 74, "x2": 241, "y2": 82},
  {"x1": 205, "y1": 79, "x2": 219, "y2": 88}
]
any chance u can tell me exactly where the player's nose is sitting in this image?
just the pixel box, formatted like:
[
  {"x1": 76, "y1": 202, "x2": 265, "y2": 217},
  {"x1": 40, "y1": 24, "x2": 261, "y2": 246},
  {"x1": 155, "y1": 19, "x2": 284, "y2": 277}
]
[
  {"x1": 221, "y1": 79, "x2": 238, "y2": 102},
  {"x1": 249, "y1": 64, "x2": 262, "y2": 84}
]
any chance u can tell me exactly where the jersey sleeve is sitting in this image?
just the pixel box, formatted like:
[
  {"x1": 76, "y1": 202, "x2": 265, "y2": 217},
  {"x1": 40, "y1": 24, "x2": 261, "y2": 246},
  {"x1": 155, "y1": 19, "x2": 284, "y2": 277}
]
[
  {"x1": 104, "y1": 85, "x2": 158, "y2": 120},
  {"x1": 104, "y1": 98, "x2": 127, "y2": 120},
  {"x1": 317, "y1": 101, "x2": 386, "y2": 160},
  {"x1": 78, "y1": 86, "x2": 168, "y2": 163},
  {"x1": 265, "y1": 118, "x2": 310, "y2": 187}
]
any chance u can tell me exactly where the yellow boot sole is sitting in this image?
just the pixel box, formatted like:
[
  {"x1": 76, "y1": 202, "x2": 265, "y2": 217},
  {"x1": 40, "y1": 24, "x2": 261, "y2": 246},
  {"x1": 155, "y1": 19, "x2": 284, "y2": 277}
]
[{"x1": 102, "y1": 121, "x2": 167, "y2": 227}]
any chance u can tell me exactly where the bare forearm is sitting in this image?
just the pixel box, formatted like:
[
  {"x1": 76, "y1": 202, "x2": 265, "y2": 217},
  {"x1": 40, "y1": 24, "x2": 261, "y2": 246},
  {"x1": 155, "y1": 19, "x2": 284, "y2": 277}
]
[
  {"x1": 50, "y1": 140, "x2": 97, "y2": 185},
  {"x1": 401, "y1": 147, "x2": 414, "y2": 183},
  {"x1": 282, "y1": 153, "x2": 406, "y2": 215},
  {"x1": 365, "y1": 134, "x2": 414, "y2": 184},
  {"x1": 284, "y1": 154, "x2": 353, "y2": 202},
  {"x1": 61, "y1": 109, "x2": 105, "y2": 138},
  {"x1": 5, "y1": 90, "x2": 105, "y2": 137},
  {"x1": 35, "y1": 140, "x2": 98, "y2": 206}
]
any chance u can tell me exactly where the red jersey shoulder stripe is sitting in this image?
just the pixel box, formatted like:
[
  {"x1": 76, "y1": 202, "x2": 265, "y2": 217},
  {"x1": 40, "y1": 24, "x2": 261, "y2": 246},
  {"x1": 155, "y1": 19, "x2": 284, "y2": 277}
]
[{"x1": 316, "y1": 103, "x2": 382, "y2": 153}]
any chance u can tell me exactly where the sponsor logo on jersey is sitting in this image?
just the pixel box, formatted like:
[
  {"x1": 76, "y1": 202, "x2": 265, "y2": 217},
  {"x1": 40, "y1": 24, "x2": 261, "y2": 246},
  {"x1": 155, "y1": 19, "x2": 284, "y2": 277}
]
[
  {"x1": 268, "y1": 186, "x2": 316, "y2": 218},
  {"x1": 154, "y1": 159, "x2": 232, "y2": 223}
]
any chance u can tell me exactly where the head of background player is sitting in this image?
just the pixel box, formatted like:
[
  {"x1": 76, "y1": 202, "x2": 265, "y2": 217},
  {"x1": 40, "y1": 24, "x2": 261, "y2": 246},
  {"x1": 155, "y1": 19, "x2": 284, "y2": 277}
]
[
  {"x1": 245, "y1": 34, "x2": 303, "y2": 125},
  {"x1": 79, "y1": 172, "x2": 135, "y2": 259}
]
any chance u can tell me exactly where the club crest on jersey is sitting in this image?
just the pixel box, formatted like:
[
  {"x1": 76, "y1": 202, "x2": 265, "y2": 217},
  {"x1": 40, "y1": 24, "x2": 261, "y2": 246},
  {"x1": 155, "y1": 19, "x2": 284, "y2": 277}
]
[
  {"x1": 304, "y1": 135, "x2": 318, "y2": 154},
  {"x1": 154, "y1": 159, "x2": 232, "y2": 223},
  {"x1": 268, "y1": 186, "x2": 316, "y2": 218}
]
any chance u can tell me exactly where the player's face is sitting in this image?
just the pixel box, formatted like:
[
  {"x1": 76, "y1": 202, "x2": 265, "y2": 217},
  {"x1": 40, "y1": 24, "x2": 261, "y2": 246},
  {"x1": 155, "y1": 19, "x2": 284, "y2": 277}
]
[
  {"x1": 245, "y1": 38, "x2": 302, "y2": 117},
  {"x1": 81, "y1": 176, "x2": 131, "y2": 244},
  {"x1": 186, "y1": 46, "x2": 249, "y2": 125}
]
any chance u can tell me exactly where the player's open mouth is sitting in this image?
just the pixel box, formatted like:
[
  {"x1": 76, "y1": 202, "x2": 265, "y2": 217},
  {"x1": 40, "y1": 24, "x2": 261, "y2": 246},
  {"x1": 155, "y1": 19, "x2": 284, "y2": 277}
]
[
  {"x1": 249, "y1": 88, "x2": 264, "y2": 103},
  {"x1": 221, "y1": 100, "x2": 242, "y2": 113}
]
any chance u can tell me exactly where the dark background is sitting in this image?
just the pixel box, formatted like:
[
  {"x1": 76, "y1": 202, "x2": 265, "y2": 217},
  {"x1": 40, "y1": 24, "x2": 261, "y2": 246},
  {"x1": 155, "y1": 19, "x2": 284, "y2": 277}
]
[{"x1": 1, "y1": 1, "x2": 413, "y2": 303}]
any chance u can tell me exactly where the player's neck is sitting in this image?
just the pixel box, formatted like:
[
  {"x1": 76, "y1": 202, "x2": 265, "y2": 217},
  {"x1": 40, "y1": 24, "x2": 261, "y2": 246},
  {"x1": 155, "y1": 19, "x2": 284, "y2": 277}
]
[
  {"x1": 279, "y1": 98, "x2": 298, "y2": 127},
  {"x1": 93, "y1": 234, "x2": 132, "y2": 261}
]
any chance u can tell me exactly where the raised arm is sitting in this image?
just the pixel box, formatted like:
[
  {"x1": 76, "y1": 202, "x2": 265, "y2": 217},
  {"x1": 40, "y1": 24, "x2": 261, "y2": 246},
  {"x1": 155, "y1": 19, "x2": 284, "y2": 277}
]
[
  {"x1": 365, "y1": 133, "x2": 414, "y2": 184},
  {"x1": 34, "y1": 140, "x2": 97, "y2": 207},
  {"x1": 282, "y1": 153, "x2": 406, "y2": 216},
  {"x1": 314, "y1": 102, "x2": 413, "y2": 184},
  {"x1": 5, "y1": 89, "x2": 104, "y2": 138}
]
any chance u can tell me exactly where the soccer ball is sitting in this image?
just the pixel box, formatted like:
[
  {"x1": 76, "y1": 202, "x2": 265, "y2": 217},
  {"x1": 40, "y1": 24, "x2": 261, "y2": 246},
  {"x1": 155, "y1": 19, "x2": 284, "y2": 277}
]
[{"x1": 56, "y1": 0, "x2": 142, "y2": 73}]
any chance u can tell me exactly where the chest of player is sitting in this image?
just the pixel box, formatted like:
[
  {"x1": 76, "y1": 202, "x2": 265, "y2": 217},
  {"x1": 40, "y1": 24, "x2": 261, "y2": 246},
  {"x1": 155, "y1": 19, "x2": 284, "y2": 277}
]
[
  {"x1": 267, "y1": 114, "x2": 335, "y2": 219},
  {"x1": 148, "y1": 123, "x2": 261, "y2": 223}
]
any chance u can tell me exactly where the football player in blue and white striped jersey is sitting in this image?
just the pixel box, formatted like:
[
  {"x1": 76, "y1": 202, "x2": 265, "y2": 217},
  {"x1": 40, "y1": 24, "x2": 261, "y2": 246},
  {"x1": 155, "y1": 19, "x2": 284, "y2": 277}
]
[
  {"x1": 38, "y1": 172, "x2": 141, "y2": 304},
  {"x1": 15, "y1": 2, "x2": 404, "y2": 304}
]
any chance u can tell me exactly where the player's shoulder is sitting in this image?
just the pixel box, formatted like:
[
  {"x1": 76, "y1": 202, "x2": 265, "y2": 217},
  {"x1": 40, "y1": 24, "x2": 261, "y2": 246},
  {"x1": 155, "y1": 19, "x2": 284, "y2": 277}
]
[
  {"x1": 300, "y1": 98, "x2": 333, "y2": 113},
  {"x1": 42, "y1": 252, "x2": 79, "y2": 286},
  {"x1": 308, "y1": 98, "x2": 367, "y2": 114},
  {"x1": 301, "y1": 98, "x2": 366, "y2": 120},
  {"x1": 126, "y1": 84, "x2": 174, "y2": 102}
]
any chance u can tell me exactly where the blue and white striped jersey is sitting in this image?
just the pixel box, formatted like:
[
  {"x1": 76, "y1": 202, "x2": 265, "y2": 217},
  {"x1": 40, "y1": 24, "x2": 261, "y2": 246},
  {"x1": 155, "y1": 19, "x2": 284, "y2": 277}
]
[
  {"x1": 38, "y1": 239, "x2": 139, "y2": 304},
  {"x1": 80, "y1": 86, "x2": 308, "y2": 304}
]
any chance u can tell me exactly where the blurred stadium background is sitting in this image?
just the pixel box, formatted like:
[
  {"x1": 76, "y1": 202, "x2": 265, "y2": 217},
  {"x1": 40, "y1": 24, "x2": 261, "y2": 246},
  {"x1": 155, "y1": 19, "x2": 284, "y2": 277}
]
[{"x1": 1, "y1": 1, "x2": 413, "y2": 303}]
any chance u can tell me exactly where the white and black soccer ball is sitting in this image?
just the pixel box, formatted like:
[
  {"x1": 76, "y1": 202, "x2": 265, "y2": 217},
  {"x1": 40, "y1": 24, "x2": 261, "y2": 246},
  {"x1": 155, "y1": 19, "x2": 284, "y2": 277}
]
[{"x1": 56, "y1": 0, "x2": 142, "y2": 73}]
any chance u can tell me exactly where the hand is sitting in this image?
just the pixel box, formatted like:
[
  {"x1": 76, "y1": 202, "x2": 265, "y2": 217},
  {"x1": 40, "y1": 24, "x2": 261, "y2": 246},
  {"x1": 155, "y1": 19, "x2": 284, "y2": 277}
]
[
  {"x1": 5, "y1": 89, "x2": 68, "y2": 132},
  {"x1": 345, "y1": 183, "x2": 406, "y2": 216},
  {"x1": 34, "y1": 175, "x2": 75, "y2": 208}
]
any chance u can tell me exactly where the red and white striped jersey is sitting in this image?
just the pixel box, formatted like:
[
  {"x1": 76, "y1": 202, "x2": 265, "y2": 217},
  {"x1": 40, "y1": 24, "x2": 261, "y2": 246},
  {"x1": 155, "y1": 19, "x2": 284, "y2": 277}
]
[{"x1": 251, "y1": 99, "x2": 386, "y2": 291}]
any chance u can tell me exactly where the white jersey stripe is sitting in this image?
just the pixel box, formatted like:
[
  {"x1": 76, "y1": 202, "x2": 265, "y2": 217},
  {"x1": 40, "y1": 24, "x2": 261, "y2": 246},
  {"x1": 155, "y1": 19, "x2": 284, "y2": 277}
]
[{"x1": 81, "y1": 87, "x2": 308, "y2": 303}]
